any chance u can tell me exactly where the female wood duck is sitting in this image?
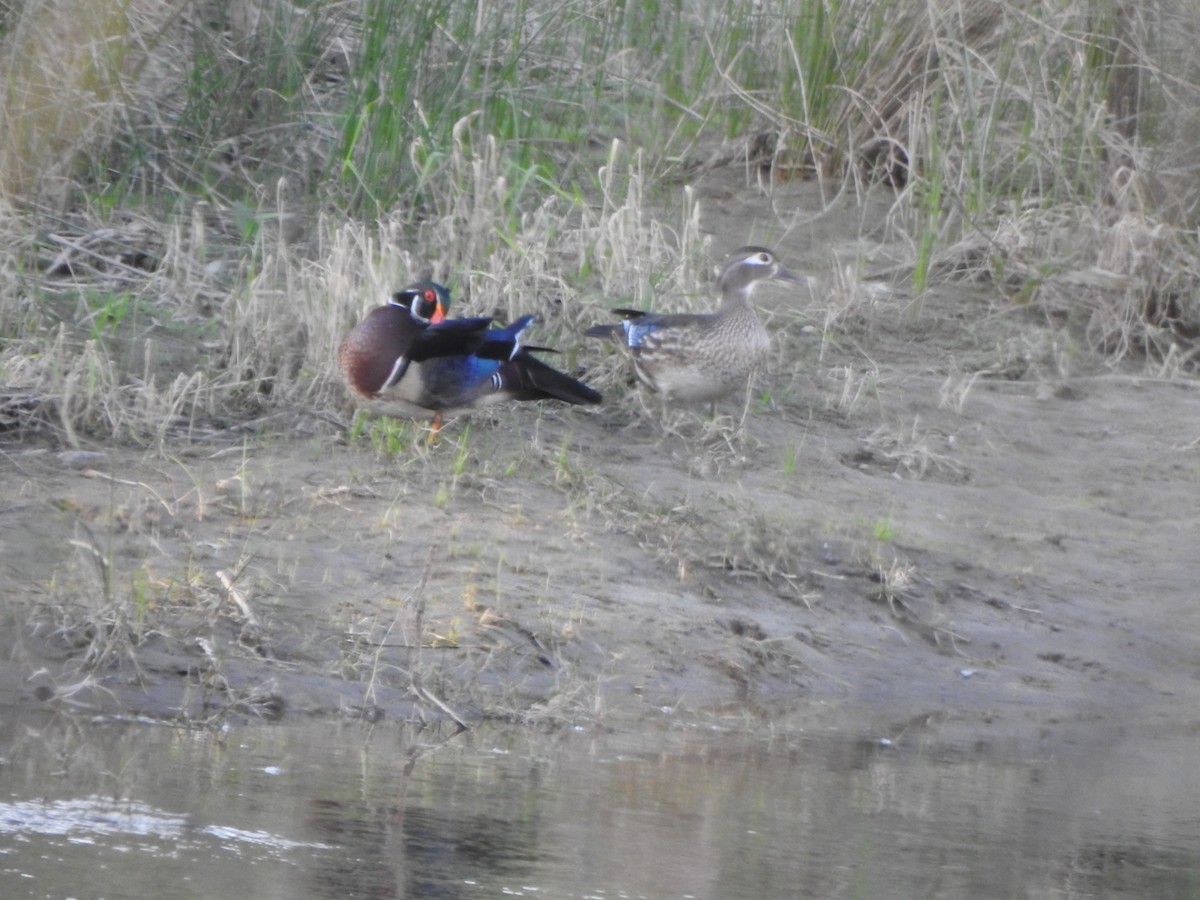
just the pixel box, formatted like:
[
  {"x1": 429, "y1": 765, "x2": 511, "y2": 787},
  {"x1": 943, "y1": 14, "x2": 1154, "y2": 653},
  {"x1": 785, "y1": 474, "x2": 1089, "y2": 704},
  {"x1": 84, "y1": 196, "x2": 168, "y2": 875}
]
[
  {"x1": 585, "y1": 247, "x2": 800, "y2": 410},
  {"x1": 338, "y1": 280, "x2": 601, "y2": 428}
]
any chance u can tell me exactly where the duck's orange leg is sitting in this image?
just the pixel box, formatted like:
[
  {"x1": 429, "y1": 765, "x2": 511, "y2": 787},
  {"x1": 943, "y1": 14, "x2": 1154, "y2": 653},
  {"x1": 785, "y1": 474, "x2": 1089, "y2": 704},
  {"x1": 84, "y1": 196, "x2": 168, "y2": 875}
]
[{"x1": 426, "y1": 412, "x2": 443, "y2": 444}]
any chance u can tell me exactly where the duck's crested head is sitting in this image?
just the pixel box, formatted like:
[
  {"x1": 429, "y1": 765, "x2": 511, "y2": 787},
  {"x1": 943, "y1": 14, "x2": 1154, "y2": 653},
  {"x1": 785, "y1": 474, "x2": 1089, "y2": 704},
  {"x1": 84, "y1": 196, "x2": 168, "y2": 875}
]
[
  {"x1": 718, "y1": 246, "x2": 801, "y2": 297},
  {"x1": 389, "y1": 280, "x2": 451, "y2": 324}
]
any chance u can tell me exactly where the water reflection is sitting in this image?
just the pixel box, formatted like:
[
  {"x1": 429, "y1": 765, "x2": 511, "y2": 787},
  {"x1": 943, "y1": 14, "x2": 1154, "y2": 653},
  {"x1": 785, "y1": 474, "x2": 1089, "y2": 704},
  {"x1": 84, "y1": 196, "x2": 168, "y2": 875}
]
[{"x1": 1, "y1": 709, "x2": 1198, "y2": 898}]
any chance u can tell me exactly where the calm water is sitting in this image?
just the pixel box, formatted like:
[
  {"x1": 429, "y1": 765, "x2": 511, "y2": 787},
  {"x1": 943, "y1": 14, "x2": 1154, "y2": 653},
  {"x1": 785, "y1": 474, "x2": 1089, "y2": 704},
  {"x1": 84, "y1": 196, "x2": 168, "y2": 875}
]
[{"x1": 1, "y1": 709, "x2": 1198, "y2": 899}]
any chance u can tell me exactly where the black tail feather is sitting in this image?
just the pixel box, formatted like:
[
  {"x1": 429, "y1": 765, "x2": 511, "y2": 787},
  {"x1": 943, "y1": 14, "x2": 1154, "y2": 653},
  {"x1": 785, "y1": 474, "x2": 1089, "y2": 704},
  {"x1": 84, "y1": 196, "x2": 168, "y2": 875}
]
[{"x1": 512, "y1": 355, "x2": 602, "y2": 405}]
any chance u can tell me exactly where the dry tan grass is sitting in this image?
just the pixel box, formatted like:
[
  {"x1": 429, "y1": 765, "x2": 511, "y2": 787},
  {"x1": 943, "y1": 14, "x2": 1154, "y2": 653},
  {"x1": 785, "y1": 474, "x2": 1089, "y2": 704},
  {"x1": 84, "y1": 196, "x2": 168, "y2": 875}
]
[
  {"x1": 0, "y1": 0, "x2": 184, "y2": 210},
  {"x1": 808, "y1": 0, "x2": 1200, "y2": 370},
  {"x1": 0, "y1": 1, "x2": 125, "y2": 208}
]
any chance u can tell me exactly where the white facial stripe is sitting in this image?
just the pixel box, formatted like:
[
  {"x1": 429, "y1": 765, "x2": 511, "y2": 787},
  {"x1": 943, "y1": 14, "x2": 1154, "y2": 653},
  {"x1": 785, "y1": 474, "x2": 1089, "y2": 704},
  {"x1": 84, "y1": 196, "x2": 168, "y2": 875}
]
[{"x1": 389, "y1": 291, "x2": 434, "y2": 323}]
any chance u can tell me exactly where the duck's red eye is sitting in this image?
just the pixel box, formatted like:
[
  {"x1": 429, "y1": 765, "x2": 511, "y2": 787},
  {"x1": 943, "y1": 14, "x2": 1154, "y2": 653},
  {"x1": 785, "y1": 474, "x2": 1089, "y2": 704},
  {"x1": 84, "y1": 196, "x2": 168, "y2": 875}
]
[{"x1": 424, "y1": 289, "x2": 436, "y2": 303}]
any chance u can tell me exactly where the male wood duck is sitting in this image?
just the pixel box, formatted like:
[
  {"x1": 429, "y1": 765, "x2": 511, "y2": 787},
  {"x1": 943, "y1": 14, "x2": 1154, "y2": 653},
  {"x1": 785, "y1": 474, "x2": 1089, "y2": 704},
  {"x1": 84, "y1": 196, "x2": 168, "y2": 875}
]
[
  {"x1": 585, "y1": 247, "x2": 800, "y2": 411},
  {"x1": 338, "y1": 280, "x2": 601, "y2": 430}
]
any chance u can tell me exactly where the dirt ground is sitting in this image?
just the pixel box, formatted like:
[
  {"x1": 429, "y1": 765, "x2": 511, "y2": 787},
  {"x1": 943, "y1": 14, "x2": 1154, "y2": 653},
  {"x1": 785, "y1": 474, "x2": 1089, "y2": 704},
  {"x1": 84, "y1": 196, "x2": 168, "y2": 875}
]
[{"x1": 4, "y1": 177, "x2": 1200, "y2": 742}]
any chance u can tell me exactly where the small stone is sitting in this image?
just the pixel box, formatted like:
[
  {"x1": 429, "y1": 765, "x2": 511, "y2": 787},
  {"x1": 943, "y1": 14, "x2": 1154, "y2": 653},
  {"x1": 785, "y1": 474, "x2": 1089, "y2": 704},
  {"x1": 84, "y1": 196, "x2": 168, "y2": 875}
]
[{"x1": 58, "y1": 450, "x2": 108, "y2": 470}]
